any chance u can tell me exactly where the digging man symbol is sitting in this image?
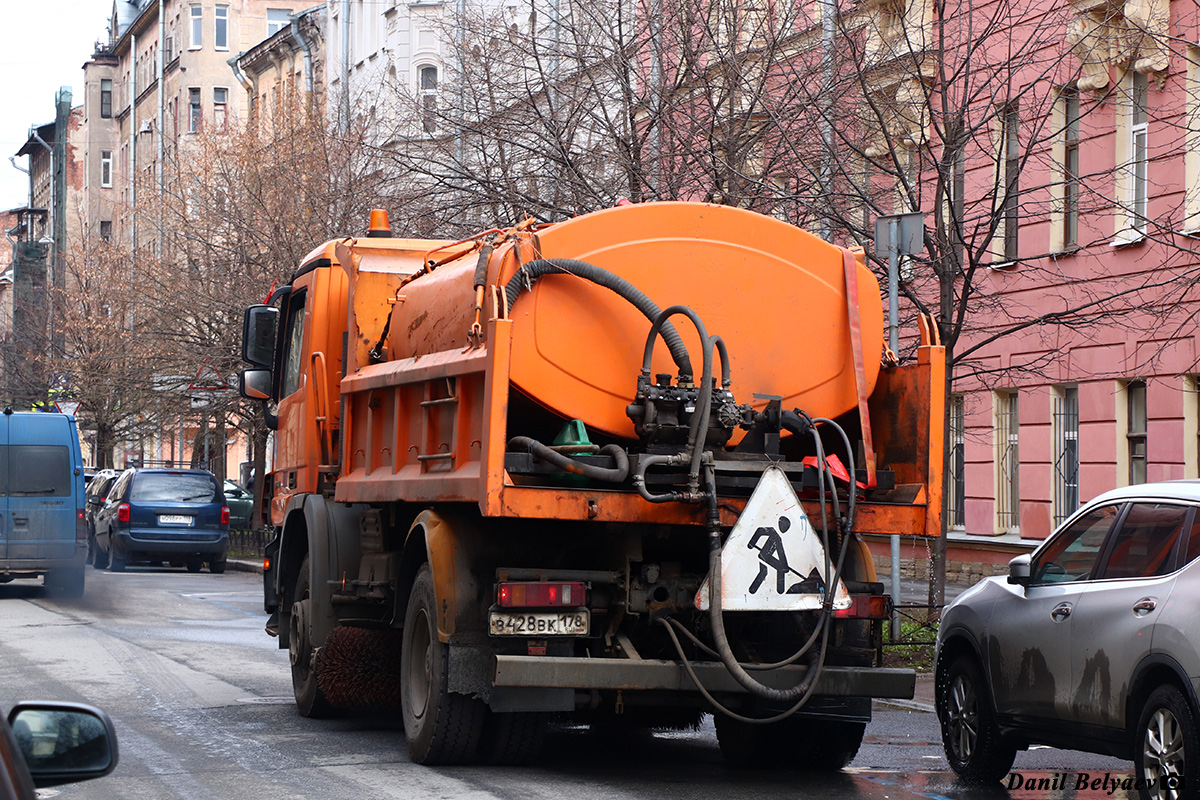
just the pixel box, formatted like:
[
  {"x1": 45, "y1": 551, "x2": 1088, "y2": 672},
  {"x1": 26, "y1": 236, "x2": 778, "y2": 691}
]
[{"x1": 747, "y1": 515, "x2": 808, "y2": 595}]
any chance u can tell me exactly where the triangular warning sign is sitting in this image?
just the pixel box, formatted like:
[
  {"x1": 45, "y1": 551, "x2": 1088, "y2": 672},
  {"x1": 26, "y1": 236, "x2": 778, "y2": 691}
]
[{"x1": 696, "y1": 466, "x2": 850, "y2": 612}]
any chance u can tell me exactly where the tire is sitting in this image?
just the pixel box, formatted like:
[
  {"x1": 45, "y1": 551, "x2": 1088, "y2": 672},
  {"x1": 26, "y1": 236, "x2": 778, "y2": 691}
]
[
  {"x1": 209, "y1": 555, "x2": 227, "y2": 574},
  {"x1": 108, "y1": 549, "x2": 127, "y2": 573},
  {"x1": 937, "y1": 655, "x2": 1016, "y2": 783},
  {"x1": 1135, "y1": 685, "x2": 1199, "y2": 800},
  {"x1": 480, "y1": 712, "x2": 548, "y2": 765},
  {"x1": 86, "y1": 532, "x2": 95, "y2": 565},
  {"x1": 186, "y1": 559, "x2": 203, "y2": 573},
  {"x1": 290, "y1": 555, "x2": 334, "y2": 718},
  {"x1": 92, "y1": 541, "x2": 109, "y2": 570},
  {"x1": 44, "y1": 567, "x2": 85, "y2": 599},
  {"x1": 401, "y1": 563, "x2": 485, "y2": 764}
]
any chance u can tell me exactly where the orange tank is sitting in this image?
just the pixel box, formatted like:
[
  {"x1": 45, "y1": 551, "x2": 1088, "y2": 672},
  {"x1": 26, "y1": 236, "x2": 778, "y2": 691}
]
[{"x1": 387, "y1": 202, "x2": 884, "y2": 440}]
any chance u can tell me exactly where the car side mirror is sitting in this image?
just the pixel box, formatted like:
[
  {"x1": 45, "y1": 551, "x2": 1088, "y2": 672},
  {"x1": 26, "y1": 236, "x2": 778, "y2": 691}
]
[
  {"x1": 240, "y1": 368, "x2": 273, "y2": 401},
  {"x1": 1007, "y1": 553, "x2": 1032, "y2": 586},
  {"x1": 8, "y1": 702, "x2": 119, "y2": 789}
]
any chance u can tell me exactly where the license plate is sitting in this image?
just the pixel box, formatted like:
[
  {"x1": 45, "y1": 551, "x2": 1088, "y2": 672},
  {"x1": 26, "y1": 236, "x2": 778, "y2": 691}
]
[
  {"x1": 489, "y1": 610, "x2": 589, "y2": 637},
  {"x1": 158, "y1": 514, "x2": 193, "y2": 525}
]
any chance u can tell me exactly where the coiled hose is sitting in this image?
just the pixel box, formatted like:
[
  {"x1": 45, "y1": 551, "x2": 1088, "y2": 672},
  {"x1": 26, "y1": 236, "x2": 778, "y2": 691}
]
[
  {"x1": 507, "y1": 436, "x2": 630, "y2": 483},
  {"x1": 503, "y1": 258, "x2": 694, "y2": 382}
]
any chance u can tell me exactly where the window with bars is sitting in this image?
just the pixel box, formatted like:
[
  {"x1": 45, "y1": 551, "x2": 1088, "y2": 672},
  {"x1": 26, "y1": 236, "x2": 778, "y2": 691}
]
[
  {"x1": 995, "y1": 390, "x2": 1020, "y2": 533},
  {"x1": 1053, "y1": 386, "x2": 1079, "y2": 527},
  {"x1": 1128, "y1": 380, "x2": 1147, "y2": 484},
  {"x1": 948, "y1": 393, "x2": 966, "y2": 530}
]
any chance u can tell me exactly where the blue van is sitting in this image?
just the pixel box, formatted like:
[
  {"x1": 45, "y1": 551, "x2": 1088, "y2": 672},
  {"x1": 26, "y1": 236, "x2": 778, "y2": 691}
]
[{"x1": 0, "y1": 410, "x2": 87, "y2": 597}]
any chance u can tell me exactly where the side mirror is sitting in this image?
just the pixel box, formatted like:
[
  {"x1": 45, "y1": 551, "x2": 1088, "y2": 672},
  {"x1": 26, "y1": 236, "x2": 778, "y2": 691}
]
[
  {"x1": 8, "y1": 702, "x2": 119, "y2": 789},
  {"x1": 240, "y1": 368, "x2": 273, "y2": 401},
  {"x1": 242, "y1": 305, "x2": 279, "y2": 368},
  {"x1": 1007, "y1": 553, "x2": 1032, "y2": 586}
]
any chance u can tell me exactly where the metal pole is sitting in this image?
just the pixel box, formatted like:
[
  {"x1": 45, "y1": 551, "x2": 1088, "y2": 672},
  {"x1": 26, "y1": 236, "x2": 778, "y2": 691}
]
[{"x1": 888, "y1": 217, "x2": 901, "y2": 642}]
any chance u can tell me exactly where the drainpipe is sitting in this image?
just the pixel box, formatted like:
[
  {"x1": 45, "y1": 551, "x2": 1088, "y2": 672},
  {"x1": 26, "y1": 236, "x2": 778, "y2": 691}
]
[
  {"x1": 157, "y1": 0, "x2": 164, "y2": 196},
  {"x1": 289, "y1": 12, "x2": 314, "y2": 102},
  {"x1": 341, "y1": 0, "x2": 350, "y2": 134},
  {"x1": 129, "y1": 32, "x2": 137, "y2": 251}
]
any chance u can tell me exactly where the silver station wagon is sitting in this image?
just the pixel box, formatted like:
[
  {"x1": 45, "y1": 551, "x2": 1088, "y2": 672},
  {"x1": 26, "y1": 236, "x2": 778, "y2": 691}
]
[{"x1": 936, "y1": 481, "x2": 1200, "y2": 800}]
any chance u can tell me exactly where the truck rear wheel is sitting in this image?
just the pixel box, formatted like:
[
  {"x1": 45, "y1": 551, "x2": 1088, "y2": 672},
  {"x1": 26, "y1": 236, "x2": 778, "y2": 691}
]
[
  {"x1": 290, "y1": 555, "x2": 334, "y2": 718},
  {"x1": 401, "y1": 563, "x2": 485, "y2": 764}
]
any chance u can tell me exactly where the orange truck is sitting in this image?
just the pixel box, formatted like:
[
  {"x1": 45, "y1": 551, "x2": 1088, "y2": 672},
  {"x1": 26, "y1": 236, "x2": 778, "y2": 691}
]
[{"x1": 239, "y1": 201, "x2": 944, "y2": 767}]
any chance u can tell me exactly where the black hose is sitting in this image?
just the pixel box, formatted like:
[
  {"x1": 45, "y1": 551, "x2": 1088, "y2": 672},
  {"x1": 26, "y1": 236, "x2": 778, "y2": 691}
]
[
  {"x1": 507, "y1": 436, "x2": 630, "y2": 483},
  {"x1": 503, "y1": 258, "x2": 694, "y2": 381}
]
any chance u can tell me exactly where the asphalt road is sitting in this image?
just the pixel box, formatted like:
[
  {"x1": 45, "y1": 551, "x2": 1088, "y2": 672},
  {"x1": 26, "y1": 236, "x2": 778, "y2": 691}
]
[{"x1": 0, "y1": 568, "x2": 1138, "y2": 800}]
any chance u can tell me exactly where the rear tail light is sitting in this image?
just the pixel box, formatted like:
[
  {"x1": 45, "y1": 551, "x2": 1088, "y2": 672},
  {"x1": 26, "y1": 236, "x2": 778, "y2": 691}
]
[
  {"x1": 497, "y1": 581, "x2": 586, "y2": 608},
  {"x1": 263, "y1": 556, "x2": 272, "y2": 571},
  {"x1": 117, "y1": 503, "x2": 130, "y2": 523},
  {"x1": 221, "y1": 506, "x2": 230, "y2": 525},
  {"x1": 833, "y1": 594, "x2": 890, "y2": 620},
  {"x1": 76, "y1": 509, "x2": 86, "y2": 542}
]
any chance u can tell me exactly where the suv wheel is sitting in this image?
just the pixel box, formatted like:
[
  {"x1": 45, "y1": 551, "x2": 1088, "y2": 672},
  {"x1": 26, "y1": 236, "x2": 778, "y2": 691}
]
[
  {"x1": 1136, "y1": 685, "x2": 1198, "y2": 800},
  {"x1": 937, "y1": 654, "x2": 1016, "y2": 784}
]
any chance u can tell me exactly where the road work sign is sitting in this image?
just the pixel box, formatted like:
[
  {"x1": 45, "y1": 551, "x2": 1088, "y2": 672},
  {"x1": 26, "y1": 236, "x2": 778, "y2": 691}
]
[{"x1": 696, "y1": 466, "x2": 850, "y2": 612}]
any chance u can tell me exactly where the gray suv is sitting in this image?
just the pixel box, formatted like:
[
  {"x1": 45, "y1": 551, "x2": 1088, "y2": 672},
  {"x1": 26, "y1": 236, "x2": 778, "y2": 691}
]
[{"x1": 936, "y1": 481, "x2": 1200, "y2": 800}]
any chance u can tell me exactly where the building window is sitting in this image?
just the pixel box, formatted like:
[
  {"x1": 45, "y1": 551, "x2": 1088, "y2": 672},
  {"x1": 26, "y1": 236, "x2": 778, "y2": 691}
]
[
  {"x1": 267, "y1": 8, "x2": 291, "y2": 36},
  {"x1": 214, "y1": 87, "x2": 227, "y2": 132},
  {"x1": 1062, "y1": 87, "x2": 1079, "y2": 249},
  {"x1": 99, "y1": 221, "x2": 112, "y2": 240},
  {"x1": 1187, "y1": 48, "x2": 1200, "y2": 233},
  {"x1": 100, "y1": 150, "x2": 113, "y2": 188},
  {"x1": 948, "y1": 393, "x2": 965, "y2": 530},
  {"x1": 1131, "y1": 72, "x2": 1148, "y2": 235},
  {"x1": 188, "y1": 88, "x2": 202, "y2": 133},
  {"x1": 995, "y1": 390, "x2": 1020, "y2": 534},
  {"x1": 215, "y1": 6, "x2": 229, "y2": 50},
  {"x1": 190, "y1": 5, "x2": 203, "y2": 49},
  {"x1": 100, "y1": 78, "x2": 113, "y2": 119},
  {"x1": 1001, "y1": 101, "x2": 1020, "y2": 262},
  {"x1": 1128, "y1": 379, "x2": 1147, "y2": 484},
  {"x1": 1052, "y1": 385, "x2": 1079, "y2": 527},
  {"x1": 419, "y1": 65, "x2": 438, "y2": 134}
]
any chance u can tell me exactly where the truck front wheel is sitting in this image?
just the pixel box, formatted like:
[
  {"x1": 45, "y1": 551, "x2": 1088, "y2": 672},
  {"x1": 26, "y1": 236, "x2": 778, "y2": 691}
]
[
  {"x1": 401, "y1": 563, "x2": 485, "y2": 764},
  {"x1": 290, "y1": 555, "x2": 334, "y2": 718}
]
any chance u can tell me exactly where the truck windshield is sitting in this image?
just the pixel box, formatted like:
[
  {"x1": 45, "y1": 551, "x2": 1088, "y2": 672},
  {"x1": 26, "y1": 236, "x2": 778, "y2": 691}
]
[{"x1": 131, "y1": 474, "x2": 217, "y2": 503}]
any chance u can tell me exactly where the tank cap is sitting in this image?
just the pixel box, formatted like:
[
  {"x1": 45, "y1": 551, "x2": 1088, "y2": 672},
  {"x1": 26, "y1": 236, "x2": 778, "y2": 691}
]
[{"x1": 366, "y1": 209, "x2": 393, "y2": 238}]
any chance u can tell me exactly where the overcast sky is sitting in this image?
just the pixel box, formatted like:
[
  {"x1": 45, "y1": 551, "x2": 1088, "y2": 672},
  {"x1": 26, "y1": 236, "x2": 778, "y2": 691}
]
[{"x1": 0, "y1": 0, "x2": 112, "y2": 211}]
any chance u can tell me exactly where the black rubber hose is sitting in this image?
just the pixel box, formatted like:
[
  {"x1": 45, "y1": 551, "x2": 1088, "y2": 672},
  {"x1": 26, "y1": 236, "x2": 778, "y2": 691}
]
[
  {"x1": 503, "y1": 258, "x2": 694, "y2": 381},
  {"x1": 507, "y1": 436, "x2": 630, "y2": 483}
]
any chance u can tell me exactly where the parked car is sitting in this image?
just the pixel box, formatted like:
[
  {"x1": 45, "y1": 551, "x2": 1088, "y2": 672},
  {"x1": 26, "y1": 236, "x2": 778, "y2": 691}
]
[
  {"x1": 92, "y1": 468, "x2": 229, "y2": 574},
  {"x1": 84, "y1": 469, "x2": 120, "y2": 565},
  {"x1": 0, "y1": 701, "x2": 118, "y2": 800},
  {"x1": 223, "y1": 480, "x2": 254, "y2": 530},
  {"x1": 935, "y1": 481, "x2": 1200, "y2": 800},
  {"x1": 0, "y1": 410, "x2": 88, "y2": 598}
]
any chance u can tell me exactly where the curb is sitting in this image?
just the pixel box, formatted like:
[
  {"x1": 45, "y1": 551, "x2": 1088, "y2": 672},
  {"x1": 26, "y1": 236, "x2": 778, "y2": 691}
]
[{"x1": 228, "y1": 558, "x2": 264, "y2": 575}]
